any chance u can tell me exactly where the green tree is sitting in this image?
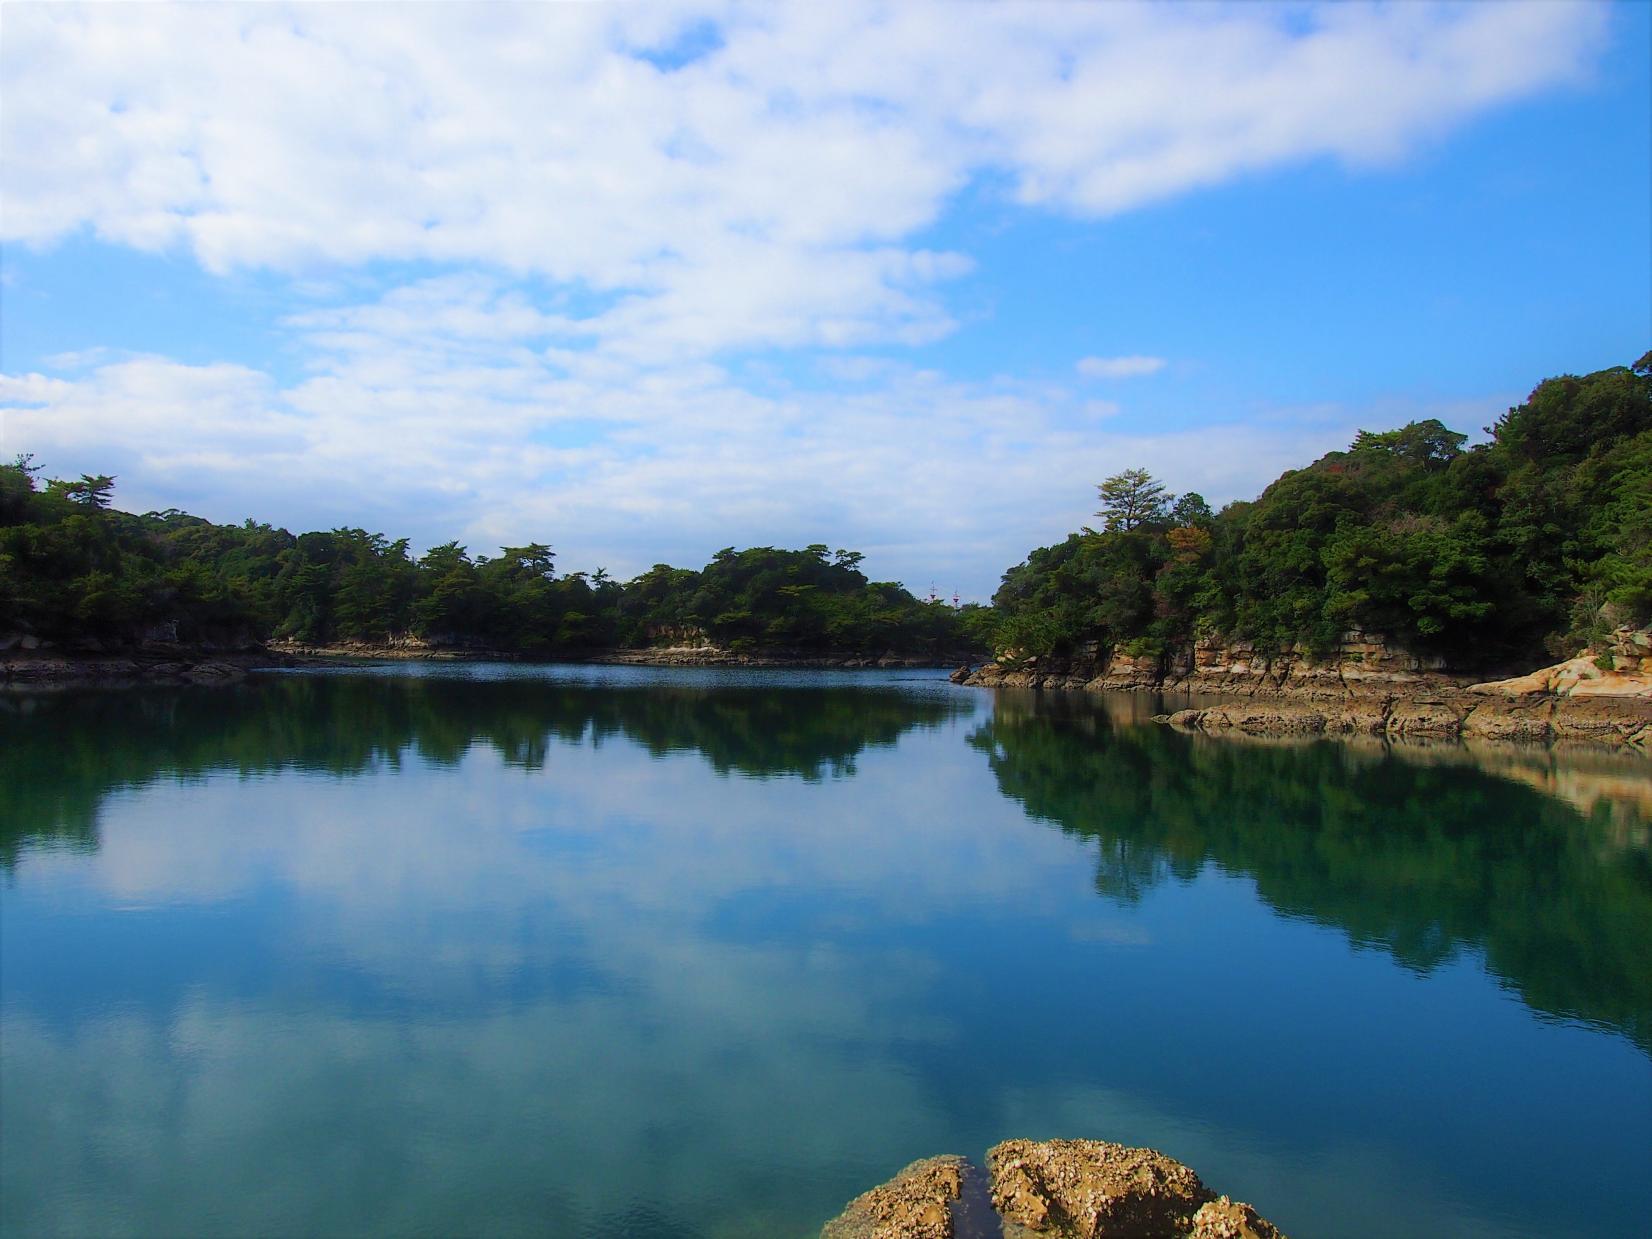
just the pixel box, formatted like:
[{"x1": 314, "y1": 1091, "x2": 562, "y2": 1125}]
[{"x1": 1096, "y1": 468, "x2": 1169, "y2": 532}]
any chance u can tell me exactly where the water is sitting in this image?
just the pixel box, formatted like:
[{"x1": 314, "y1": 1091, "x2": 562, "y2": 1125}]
[{"x1": 2, "y1": 665, "x2": 1648, "y2": 1238}]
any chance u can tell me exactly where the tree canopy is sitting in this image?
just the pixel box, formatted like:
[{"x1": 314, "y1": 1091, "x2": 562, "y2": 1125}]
[
  {"x1": 0, "y1": 463, "x2": 979, "y2": 659},
  {"x1": 987, "y1": 354, "x2": 1652, "y2": 667}
]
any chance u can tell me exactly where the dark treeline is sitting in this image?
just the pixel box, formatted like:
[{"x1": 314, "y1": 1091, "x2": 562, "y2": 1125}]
[
  {"x1": 972, "y1": 692, "x2": 1652, "y2": 1052},
  {"x1": 991, "y1": 354, "x2": 1652, "y2": 668},
  {"x1": 0, "y1": 463, "x2": 983, "y2": 657},
  {"x1": 0, "y1": 675, "x2": 971, "y2": 865}
]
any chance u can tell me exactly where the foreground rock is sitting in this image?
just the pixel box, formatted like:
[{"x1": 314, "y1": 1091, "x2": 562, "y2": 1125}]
[
  {"x1": 1187, "y1": 1197, "x2": 1285, "y2": 1239},
  {"x1": 989, "y1": 1138, "x2": 1216, "y2": 1237},
  {"x1": 823, "y1": 1140, "x2": 1284, "y2": 1239},
  {"x1": 821, "y1": 1156, "x2": 963, "y2": 1239}
]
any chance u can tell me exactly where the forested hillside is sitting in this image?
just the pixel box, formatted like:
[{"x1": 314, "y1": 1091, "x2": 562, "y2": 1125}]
[
  {"x1": 0, "y1": 467, "x2": 979, "y2": 658},
  {"x1": 990, "y1": 354, "x2": 1652, "y2": 669}
]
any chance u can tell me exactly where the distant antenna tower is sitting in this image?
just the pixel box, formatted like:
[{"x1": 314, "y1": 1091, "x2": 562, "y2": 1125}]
[
  {"x1": 952, "y1": 590, "x2": 961, "y2": 609},
  {"x1": 928, "y1": 581, "x2": 938, "y2": 603}
]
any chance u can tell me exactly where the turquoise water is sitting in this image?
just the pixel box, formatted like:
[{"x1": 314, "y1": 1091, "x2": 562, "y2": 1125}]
[{"x1": 2, "y1": 665, "x2": 1648, "y2": 1237}]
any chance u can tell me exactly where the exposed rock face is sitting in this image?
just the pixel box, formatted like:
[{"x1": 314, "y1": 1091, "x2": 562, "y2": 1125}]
[
  {"x1": 988, "y1": 1139, "x2": 1215, "y2": 1238},
  {"x1": 968, "y1": 628, "x2": 1652, "y2": 748},
  {"x1": 1469, "y1": 648, "x2": 1652, "y2": 700},
  {"x1": 820, "y1": 1155, "x2": 964, "y2": 1239},
  {"x1": 823, "y1": 1141, "x2": 1287, "y2": 1239}
]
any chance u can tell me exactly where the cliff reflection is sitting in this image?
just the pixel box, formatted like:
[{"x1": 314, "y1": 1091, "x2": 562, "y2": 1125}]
[
  {"x1": 971, "y1": 692, "x2": 1652, "y2": 1052},
  {"x1": 0, "y1": 674, "x2": 968, "y2": 869}
]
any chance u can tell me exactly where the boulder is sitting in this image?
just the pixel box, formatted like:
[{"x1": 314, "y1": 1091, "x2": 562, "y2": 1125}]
[
  {"x1": 987, "y1": 1138, "x2": 1214, "y2": 1237},
  {"x1": 821, "y1": 1155, "x2": 963, "y2": 1239},
  {"x1": 1188, "y1": 1196, "x2": 1285, "y2": 1239}
]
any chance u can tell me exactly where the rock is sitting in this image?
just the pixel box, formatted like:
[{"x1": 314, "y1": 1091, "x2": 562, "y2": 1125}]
[
  {"x1": 1462, "y1": 701, "x2": 1553, "y2": 742},
  {"x1": 1188, "y1": 1196, "x2": 1285, "y2": 1239},
  {"x1": 1194, "y1": 704, "x2": 1331, "y2": 735},
  {"x1": 828, "y1": 1141, "x2": 1287, "y2": 1239},
  {"x1": 821, "y1": 1155, "x2": 963, "y2": 1239},
  {"x1": 1384, "y1": 698, "x2": 1465, "y2": 737},
  {"x1": 987, "y1": 1138, "x2": 1214, "y2": 1237}
]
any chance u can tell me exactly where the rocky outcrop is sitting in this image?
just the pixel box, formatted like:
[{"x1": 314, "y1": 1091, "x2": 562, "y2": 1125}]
[
  {"x1": 960, "y1": 628, "x2": 1652, "y2": 749},
  {"x1": 989, "y1": 1139, "x2": 1217, "y2": 1237},
  {"x1": 1161, "y1": 693, "x2": 1651, "y2": 748},
  {"x1": 820, "y1": 1156, "x2": 964, "y2": 1239},
  {"x1": 822, "y1": 1140, "x2": 1284, "y2": 1239},
  {"x1": 959, "y1": 629, "x2": 1460, "y2": 699}
]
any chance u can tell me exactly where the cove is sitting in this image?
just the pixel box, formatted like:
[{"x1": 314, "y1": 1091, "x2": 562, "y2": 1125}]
[{"x1": 2, "y1": 665, "x2": 1648, "y2": 1238}]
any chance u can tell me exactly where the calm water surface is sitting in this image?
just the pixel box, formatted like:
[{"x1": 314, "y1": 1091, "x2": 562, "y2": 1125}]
[{"x1": 2, "y1": 665, "x2": 1649, "y2": 1238}]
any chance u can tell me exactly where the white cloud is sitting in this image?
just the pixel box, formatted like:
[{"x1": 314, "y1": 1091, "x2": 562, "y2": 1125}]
[
  {"x1": 1, "y1": 277, "x2": 1381, "y2": 599},
  {"x1": 1078, "y1": 355, "x2": 1168, "y2": 380},
  {"x1": 0, "y1": 3, "x2": 1606, "y2": 596},
  {"x1": 0, "y1": 2, "x2": 1608, "y2": 359}
]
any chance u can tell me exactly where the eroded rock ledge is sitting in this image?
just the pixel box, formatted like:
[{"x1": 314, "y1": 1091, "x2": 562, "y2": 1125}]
[
  {"x1": 822, "y1": 1139, "x2": 1285, "y2": 1239},
  {"x1": 957, "y1": 628, "x2": 1652, "y2": 748}
]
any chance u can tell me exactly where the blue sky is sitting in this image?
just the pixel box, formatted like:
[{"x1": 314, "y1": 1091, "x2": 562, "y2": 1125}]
[{"x1": 3, "y1": 1, "x2": 1648, "y2": 600}]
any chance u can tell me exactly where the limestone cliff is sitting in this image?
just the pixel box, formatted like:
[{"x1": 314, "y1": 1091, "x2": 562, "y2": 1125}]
[{"x1": 958, "y1": 629, "x2": 1652, "y2": 747}]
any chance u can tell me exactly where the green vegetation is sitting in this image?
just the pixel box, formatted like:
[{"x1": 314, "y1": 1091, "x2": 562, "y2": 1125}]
[
  {"x1": 0, "y1": 463, "x2": 978, "y2": 658},
  {"x1": 991, "y1": 353, "x2": 1652, "y2": 668}
]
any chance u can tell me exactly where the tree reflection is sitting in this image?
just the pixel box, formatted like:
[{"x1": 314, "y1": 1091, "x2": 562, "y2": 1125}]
[
  {"x1": 971, "y1": 692, "x2": 1652, "y2": 1052},
  {"x1": 0, "y1": 675, "x2": 968, "y2": 869}
]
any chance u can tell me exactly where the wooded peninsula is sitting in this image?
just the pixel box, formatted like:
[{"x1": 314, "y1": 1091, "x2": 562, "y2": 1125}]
[{"x1": 2, "y1": 353, "x2": 1647, "y2": 676}]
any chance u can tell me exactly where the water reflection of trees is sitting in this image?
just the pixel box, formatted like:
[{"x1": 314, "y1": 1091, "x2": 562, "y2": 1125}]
[
  {"x1": 0, "y1": 676, "x2": 968, "y2": 869},
  {"x1": 971, "y1": 692, "x2": 1652, "y2": 1053}
]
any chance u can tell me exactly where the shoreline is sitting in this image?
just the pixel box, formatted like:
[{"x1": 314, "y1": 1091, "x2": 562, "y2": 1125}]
[
  {"x1": 1, "y1": 641, "x2": 971, "y2": 687},
  {"x1": 267, "y1": 639, "x2": 969, "y2": 671},
  {"x1": 958, "y1": 656, "x2": 1652, "y2": 750},
  {"x1": 0, "y1": 649, "x2": 287, "y2": 690},
  {"x1": 11, "y1": 641, "x2": 1648, "y2": 753}
]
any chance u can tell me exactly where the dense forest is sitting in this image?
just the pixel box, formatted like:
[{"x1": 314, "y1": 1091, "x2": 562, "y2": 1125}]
[
  {"x1": 990, "y1": 353, "x2": 1652, "y2": 669},
  {"x1": 0, "y1": 464, "x2": 981, "y2": 658}
]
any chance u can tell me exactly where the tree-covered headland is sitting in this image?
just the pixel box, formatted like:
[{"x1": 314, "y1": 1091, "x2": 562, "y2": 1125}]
[
  {"x1": 0, "y1": 465, "x2": 983, "y2": 658},
  {"x1": 991, "y1": 354, "x2": 1652, "y2": 670}
]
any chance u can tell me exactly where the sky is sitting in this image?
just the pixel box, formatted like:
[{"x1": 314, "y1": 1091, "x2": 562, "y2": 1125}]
[{"x1": 2, "y1": 1, "x2": 1649, "y2": 601}]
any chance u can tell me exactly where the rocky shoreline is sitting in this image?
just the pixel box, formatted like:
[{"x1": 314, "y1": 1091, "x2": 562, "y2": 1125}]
[
  {"x1": 822, "y1": 1138, "x2": 1285, "y2": 1239},
  {"x1": 956, "y1": 628, "x2": 1652, "y2": 749},
  {"x1": 1, "y1": 636, "x2": 968, "y2": 687},
  {"x1": 1, "y1": 647, "x2": 283, "y2": 688},
  {"x1": 270, "y1": 637, "x2": 965, "y2": 670}
]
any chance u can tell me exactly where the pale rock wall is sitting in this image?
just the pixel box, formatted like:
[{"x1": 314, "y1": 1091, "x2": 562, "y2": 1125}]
[{"x1": 960, "y1": 629, "x2": 1652, "y2": 748}]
